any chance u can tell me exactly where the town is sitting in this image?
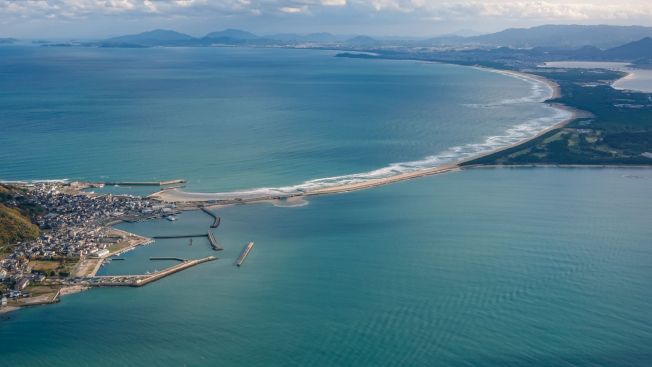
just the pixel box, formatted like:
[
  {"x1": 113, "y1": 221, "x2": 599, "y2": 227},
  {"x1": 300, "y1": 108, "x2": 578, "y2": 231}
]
[{"x1": 0, "y1": 181, "x2": 177, "y2": 309}]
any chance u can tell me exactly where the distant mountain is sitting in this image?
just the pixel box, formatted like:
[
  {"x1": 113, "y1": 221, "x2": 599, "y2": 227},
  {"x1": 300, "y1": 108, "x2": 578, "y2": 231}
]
[
  {"x1": 440, "y1": 29, "x2": 482, "y2": 37},
  {"x1": 422, "y1": 35, "x2": 466, "y2": 46},
  {"x1": 465, "y1": 25, "x2": 652, "y2": 49},
  {"x1": 105, "y1": 29, "x2": 195, "y2": 46},
  {"x1": 604, "y1": 37, "x2": 652, "y2": 60},
  {"x1": 203, "y1": 29, "x2": 258, "y2": 41},
  {"x1": 0, "y1": 38, "x2": 17, "y2": 44},
  {"x1": 345, "y1": 36, "x2": 379, "y2": 47},
  {"x1": 264, "y1": 32, "x2": 344, "y2": 44},
  {"x1": 304, "y1": 32, "x2": 340, "y2": 42}
]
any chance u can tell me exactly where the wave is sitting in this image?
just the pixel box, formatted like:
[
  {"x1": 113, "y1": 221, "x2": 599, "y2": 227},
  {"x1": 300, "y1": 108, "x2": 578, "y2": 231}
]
[
  {"x1": 164, "y1": 70, "x2": 568, "y2": 201},
  {"x1": 181, "y1": 110, "x2": 571, "y2": 201},
  {"x1": 464, "y1": 68, "x2": 553, "y2": 108},
  {"x1": 0, "y1": 178, "x2": 70, "y2": 184}
]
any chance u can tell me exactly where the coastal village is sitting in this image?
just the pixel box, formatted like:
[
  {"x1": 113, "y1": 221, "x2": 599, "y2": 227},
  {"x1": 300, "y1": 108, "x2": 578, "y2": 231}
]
[{"x1": 0, "y1": 181, "x2": 179, "y2": 312}]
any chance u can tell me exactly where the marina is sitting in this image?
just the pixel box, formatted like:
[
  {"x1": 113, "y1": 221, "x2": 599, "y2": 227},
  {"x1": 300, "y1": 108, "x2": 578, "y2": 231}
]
[{"x1": 87, "y1": 256, "x2": 216, "y2": 287}]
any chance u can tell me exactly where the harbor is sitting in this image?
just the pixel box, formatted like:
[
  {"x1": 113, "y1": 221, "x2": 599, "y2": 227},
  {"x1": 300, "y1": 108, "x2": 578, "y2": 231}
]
[
  {"x1": 102, "y1": 179, "x2": 186, "y2": 187},
  {"x1": 86, "y1": 256, "x2": 216, "y2": 287},
  {"x1": 1, "y1": 179, "x2": 251, "y2": 315}
]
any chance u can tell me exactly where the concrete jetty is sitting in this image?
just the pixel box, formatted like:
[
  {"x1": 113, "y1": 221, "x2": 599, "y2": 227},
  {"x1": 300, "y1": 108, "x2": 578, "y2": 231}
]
[
  {"x1": 207, "y1": 231, "x2": 223, "y2": 251},
  {"x1": 104, "y1": 179, "x2": 186, "y2": 187},
  {"x1": 152, "y1": 234, "x2": 207, "y2": 239},
  {"x1": 200, "y1": 207, "x2": 221, "y2": 228},
  {"x1": 149, "y1": 257, "x2": 186, "y2": 261},
  {"x1": 87, "y1": 256, "x2": 216, "y2": 287},
  {"x1": 235, "y1": 242, "x2": 254, "y2": 267}
]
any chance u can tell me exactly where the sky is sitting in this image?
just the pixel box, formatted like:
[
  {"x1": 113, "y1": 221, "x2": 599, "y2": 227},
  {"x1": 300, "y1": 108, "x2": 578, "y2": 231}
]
[{"x1": 2, "y1": 0, "x2": 652, "y2": 39}]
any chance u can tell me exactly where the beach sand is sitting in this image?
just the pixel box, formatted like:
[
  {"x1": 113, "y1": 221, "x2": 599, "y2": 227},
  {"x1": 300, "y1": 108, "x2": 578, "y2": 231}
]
[{"x1": 150, "y1": 68, "x2": 577, "y2": 205}]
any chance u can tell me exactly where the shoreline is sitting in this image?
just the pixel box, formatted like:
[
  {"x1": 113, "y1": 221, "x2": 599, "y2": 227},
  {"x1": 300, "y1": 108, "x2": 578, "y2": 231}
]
[
  {"x1": 149, "y1": 66, "x2": 579, "y2": 204},
  {"x1": 2, "y1": 225, "x2": 152, "y2": 315},
  {"x1": 540, "y1": 61, "x2": 652, "y2": 94},
  {"x1": 0, "y1": 284, "x2": 90, "y2": 315}
]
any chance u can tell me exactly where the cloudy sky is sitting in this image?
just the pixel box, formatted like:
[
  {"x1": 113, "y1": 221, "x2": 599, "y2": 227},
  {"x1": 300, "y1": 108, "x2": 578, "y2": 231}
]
[{"x1": 2, "y1": 0, "x2": 652, "y2": 38}]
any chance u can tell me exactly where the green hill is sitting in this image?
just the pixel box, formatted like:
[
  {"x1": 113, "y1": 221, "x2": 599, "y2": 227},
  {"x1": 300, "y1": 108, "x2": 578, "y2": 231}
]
[
  {"x1": 0, "y1": 203, "x2": 39, "y2": 247},
  {"x1": 0, "y1": 186, "x2": 40, "y2": 248}
]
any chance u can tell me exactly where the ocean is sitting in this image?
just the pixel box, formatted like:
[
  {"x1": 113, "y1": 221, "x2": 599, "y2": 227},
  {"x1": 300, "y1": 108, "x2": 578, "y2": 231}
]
[
  {"x1": 1, "y1": 46, "x2": 650, "y2": 366},
  {"x1": 0, "y1": 46, "x2": 566, "y2": 192}
]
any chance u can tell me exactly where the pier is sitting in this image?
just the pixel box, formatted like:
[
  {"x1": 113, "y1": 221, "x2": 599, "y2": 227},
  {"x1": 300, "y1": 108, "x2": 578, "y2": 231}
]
[
  {"x1": 152, "y1": 234, "x2": 207, "y2": 239},
  {"x1": 149, "y1": 257, "x2": 186, "y2": 261},
  {"x1": 235, "y1": 242, "x2": 254, "y2": 267},
  {"x1": 200, "y1": 207, "x2": 221, "y2": 228},
  {"x1": 103, "y1": 179, "x2": 186, "y2": 187},
  {"x1": 87, "y1": 256, "x2": 216, "y2": 287},
  {"x1": 207, "y1": 231, "x2": 223, "y2": 251}
]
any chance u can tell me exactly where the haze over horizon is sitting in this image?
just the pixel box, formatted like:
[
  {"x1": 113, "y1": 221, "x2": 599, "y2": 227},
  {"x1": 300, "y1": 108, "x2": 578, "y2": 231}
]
[{"x1": 2, "y1": 0, "x2": 652, "y2": 39}]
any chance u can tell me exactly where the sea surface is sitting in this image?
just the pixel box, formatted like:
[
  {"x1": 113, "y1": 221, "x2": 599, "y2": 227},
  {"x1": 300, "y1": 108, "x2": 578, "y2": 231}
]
[
  {"x1": 2, "y1": 168, "x2": 652, "y2": 366},
  {"x1": 0, "y1": 46, "x2": 566, "y2": 192},
  {"x1": 1, "y1": 47, "x2": 651, "y2": 366}
]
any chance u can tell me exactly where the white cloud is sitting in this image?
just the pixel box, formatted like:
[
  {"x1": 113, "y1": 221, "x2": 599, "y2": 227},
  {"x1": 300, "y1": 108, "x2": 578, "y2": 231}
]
[
  {"x1": 279, "y1": 6, "x2": 305, "y2": 13},
  {"x1": 2, "y1": 0, "x2": 649, "y2": 20},
  {"x1": 2, "y1": 0, "x2": 652, "y2": 37},
  {"x1": 322, "y1": 0, "x2": 346, "y2": 6}
]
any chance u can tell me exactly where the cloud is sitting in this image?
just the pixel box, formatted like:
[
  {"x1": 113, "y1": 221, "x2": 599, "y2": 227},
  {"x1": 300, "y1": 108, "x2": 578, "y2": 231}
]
[
  {"x1": 2, "y1": 0, "x2": 651, "y2": 20},
  {"x1": 1, "y1": 0, "x2": 652, "y2": 37},
  {"x1": 279, "y1": 5, "x2": 305, "y2": 13}
]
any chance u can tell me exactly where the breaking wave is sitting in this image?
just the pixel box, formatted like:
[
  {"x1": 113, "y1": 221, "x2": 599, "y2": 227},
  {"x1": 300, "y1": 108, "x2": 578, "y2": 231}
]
[
  {"x1": 464, "y1": 68, "x2": 552, "y2": 108},
  {"x1": 167, "y1": 69, "x2": 570, "y2": 201}
]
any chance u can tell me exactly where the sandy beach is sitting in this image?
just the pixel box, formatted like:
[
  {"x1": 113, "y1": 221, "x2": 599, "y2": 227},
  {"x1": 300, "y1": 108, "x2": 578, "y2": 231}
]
[
  {"x1": 541, "y1": 61, "x2": 652, "y2": 93},
  {"x1": 150, "y1": 68, "x2": 577, "y2": 204}
]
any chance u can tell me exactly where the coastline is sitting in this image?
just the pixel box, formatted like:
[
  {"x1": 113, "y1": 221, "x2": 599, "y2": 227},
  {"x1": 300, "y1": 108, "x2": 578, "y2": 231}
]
[
  {"x1": 541, "y1": 61, "x2": 652, "y2": 93},
  {"x1": 72, "y1": 228, "x2": 153, "y2": 278},
  {"x1": 150, "y1": 66, "x2": 578, "y2": 204},
  {"x1": 1, "y1": 224, "x2": 152, "y2": 315},
  {"x1": 611, "y1": 69, "x2": 645, "y2": 92}
]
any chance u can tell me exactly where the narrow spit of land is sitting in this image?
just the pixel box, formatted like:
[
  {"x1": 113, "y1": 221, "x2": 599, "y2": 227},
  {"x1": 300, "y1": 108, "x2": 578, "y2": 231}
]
[{"x1": 149, "y1": 69, "x2": 579, "y2": 205}]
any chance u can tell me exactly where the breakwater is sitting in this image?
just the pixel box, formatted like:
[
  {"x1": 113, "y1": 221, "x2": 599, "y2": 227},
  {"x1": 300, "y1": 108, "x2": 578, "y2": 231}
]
[
  {"x1": 88, "y1": 256, "x2": 216, "y2": 287},
  {"x1": 150, "y1": 257, "x2": 186, "y2": 262},
  {"x1": 200, "y1": 207, "x2": 221, "y2": 228},
  {"x1": 152, "y1": 234, "x2": 207, "y2": 239},
  {"x1": 104, "y1": 179, "x2": 186, "y2": 186},
  {"x1": 235, "y1": 242, "x2": 254, "y2": 267},
  {"x1": 207, "y1": 231, "x2": 223, "y2": 251}
]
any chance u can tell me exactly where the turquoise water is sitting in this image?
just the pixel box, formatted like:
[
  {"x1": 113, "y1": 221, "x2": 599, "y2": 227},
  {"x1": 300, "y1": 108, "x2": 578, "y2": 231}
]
[
  {"x1": 1, "y1": 47, "x2": 650, "y2": 366},
  {"x1": 1, "y1": 168, "x2": 651, "y2": 366},
  {"x1": 0, "y1": 46, "x2": 564, "y2": 192}
]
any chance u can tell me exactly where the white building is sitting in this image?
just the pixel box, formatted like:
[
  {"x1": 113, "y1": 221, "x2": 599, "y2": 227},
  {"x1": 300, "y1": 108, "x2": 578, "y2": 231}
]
[{"x1": 90, "y1": 249, "x2": 110, "y2": 258}]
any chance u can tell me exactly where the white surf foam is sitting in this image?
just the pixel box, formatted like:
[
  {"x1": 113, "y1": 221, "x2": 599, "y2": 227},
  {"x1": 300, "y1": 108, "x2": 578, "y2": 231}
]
[
  {"x1": 465, "y1": 69, "x2": 552, "y2": 108},
  {"x1": 14, "y1": 70, "x2": 566, "y2": 201},
  {"x1": 170, "y1": 70, "x2": 568, "y2": 201},
  {"x1": 181, "y1": 112, "x2": 571, "y2": 201},
  {"x1": 0, "y1": 178, "x2": 70, "y2": 184}
]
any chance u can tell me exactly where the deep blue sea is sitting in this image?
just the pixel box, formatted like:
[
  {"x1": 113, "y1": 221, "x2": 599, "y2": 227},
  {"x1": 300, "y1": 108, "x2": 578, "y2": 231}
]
[{"x1": 1, "y1": 46, "x2": 650, "y2": 366}]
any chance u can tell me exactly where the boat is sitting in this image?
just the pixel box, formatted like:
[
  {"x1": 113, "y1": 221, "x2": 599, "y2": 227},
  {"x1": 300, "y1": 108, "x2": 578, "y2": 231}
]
[{"x1": 166, "y1": 216, "x2": 177, "y2": 221}]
